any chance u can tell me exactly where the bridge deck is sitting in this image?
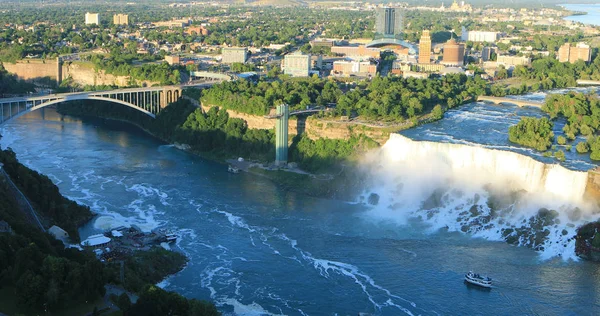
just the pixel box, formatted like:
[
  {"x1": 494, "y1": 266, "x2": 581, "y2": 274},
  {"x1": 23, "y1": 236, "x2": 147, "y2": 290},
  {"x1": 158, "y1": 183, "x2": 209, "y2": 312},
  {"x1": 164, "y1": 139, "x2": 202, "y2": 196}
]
[{"x1": 477, "y1": 96, "x2": 543, "y2": 108}]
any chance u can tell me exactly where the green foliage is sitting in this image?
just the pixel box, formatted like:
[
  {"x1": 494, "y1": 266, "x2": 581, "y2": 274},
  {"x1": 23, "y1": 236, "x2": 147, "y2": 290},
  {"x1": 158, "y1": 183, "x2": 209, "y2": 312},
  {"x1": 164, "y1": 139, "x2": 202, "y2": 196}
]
[
  {"x1": 508, "y1": 117, "x2": 554, "y2": 151},
  {"x1": 554, "y1": 150, "x2": 566, "y2": 161},
  {"x1": 117, "y1": 248, "x2": 187, "y2": 293},
  {"x1": 511, "y1": 55, "x2": 600, "y2": 93},
  {"x1": 431, "y1": 104, "x2": 445, "y2": 120},
  {"x1": 230, "y1": 62, "x2": 256, "y2": 73},
  {"x1": 202, "y1": 74, "x2": 486, "y2": 122},
  {"x1": 557, "y1": 135, "x2": 567, "y2": 145},
  {"x1": 0, "y1": 63, "x2": 35, "y2": 96},
  {"x1": 0, "y1": 162, "x2": 105, "y2": 313},
  {"x1": 576, "y1": 141, "x2": 590, "y2": 153},
  {"x1": 0, "y1": 148, "x2": 93, "y2": 240},
  {"x1": 178, "y1": 106, "x2": 275, "y2": 161},
  {"x1": 592, "y1": 232, "x2": 600, "y2": 249},
  {"x1": 90, "y1": 54, "x2": 181, "y2": 85},
  {"x1": 128, "y1": 285, "x2": 220, "y2": 316},
  {"x1": 289, "y1": 134, "x2": 378, "y2": 172}
]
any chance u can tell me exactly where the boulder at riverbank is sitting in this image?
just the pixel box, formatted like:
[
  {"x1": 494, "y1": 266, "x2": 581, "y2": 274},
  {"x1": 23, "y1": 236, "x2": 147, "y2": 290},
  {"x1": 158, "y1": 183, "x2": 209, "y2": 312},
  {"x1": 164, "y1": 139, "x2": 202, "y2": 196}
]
[{"x1": 575, "y1": 222, "x2": 600, "y2": 261}]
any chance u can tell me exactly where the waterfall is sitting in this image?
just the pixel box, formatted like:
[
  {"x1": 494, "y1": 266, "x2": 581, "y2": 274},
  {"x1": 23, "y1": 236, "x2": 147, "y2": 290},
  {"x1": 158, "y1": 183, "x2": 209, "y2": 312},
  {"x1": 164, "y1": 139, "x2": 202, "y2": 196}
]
[
  {"x1": 381, "y1": 133, "x2": 589, "y2": 202},
  {"x1": 361, "y1": 133, "x2": 597, "y2": 260}
]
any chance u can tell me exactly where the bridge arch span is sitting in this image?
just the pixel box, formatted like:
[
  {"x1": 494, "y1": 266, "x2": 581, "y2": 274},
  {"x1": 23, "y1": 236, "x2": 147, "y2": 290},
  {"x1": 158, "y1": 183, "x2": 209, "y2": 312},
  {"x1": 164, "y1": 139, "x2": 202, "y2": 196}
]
[{"x1": 1, "y1": 96, "x2": 156, "y2": 124}]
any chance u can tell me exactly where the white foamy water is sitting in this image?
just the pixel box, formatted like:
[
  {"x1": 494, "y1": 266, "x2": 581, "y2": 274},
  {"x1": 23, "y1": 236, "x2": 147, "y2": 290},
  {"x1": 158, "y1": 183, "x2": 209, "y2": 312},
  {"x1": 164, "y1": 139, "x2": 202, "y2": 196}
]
[{"x1": 361, "y1": 134, "x2": 599, "y2": 260}]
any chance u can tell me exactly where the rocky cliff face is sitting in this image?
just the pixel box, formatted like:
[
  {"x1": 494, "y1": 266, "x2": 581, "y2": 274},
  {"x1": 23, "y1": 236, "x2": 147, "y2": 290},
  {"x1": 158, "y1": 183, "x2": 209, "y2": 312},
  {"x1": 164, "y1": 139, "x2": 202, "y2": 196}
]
[
  {"x1": 200, "y1": 103, "x2": 391, "y2": 144},
  {"x1": 3, "y1": 60, "x2": 58, "y2": 81},
  {"x1": 3, "y1": 59, "x2": 158, "y2": 87}
]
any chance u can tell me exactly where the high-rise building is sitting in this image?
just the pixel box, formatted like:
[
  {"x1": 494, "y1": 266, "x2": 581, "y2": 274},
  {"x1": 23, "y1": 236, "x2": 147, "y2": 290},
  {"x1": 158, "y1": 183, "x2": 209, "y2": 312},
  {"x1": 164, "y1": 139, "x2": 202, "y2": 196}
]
[
  {"x1": 419, "y1": 30, "x2": 432, "y2": 64},
  {"x1": 113, "y1": 14, "x2": 129, "y2": 26},
  {"x1": 284, "y1": 52, "x2": 311, "y2": 77},
  {"x1": 442, "y1": 38, "x2": 465, "y2": 66},
  {"x1": 85, "y1": 12, "x2": 99, "y2": 25},
  {"x1": 221, "y1": 47, "x2": 248, "y2": 64},
  {"x1": 375, "y1": 7, "x2": 403, "y2": 39},
  {"x1": 558, "y1": 42, "x2": 591, "y2": 63},
  {"x1": 481, "y1": 46, "x2": 498, "y2": 62}
]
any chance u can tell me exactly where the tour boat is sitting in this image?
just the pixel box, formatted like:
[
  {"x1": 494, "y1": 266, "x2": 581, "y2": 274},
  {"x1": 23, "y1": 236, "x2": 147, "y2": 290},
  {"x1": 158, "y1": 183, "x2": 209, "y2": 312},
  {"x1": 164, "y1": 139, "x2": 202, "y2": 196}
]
[
  {"x1": 464, "y1": 271, "x2": 492, "y2": 288},
  {"x1": 228, "y1": 165, "x2": 240, "y2": 173}
]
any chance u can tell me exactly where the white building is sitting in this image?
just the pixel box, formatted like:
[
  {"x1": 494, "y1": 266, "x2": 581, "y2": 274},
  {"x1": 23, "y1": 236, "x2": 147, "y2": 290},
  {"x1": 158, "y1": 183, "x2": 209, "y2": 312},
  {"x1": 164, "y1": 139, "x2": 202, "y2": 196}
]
[
  {"x1": 85, "y1": 12, "x2": 99, "y2": 25},
  {"x1": 283, "y1": 52, "x2": 311, "y2": 77},
  {"x1": 221, "y1": 47, "x2": 248, "y2": 64},
  {"x1": 461, "y1": 27, "x2": 500, "y2": 43}
]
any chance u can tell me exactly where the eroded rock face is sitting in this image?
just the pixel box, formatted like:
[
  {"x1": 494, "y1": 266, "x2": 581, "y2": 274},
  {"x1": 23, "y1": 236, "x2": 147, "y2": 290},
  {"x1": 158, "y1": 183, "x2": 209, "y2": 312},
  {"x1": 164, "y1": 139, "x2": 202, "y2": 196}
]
[
  {"x1": 368, "y1": 193, "x2": 380, "y2": 206},
  {"x1": 575, "y1": 222, "x2": 600, "y2": 261}
]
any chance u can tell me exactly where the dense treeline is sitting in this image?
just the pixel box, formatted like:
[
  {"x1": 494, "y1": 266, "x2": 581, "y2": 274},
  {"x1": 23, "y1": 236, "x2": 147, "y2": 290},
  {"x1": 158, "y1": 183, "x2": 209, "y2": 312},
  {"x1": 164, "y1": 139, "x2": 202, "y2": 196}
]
[
  {"x1": 0, "y1": 63, "x2": 35, "y2": 97},
  {"x1": 508, "y1": 117, "x2": 554, "y2": 151},
  {"x1": 126, "y1": 285, "x2": 220, "y2": 316},
  {"x1": 0, "y1": 148, "x2": 93, "y2": 240},
  {"x1": 510, "y1": 56, "x2": 600, "y2": 92},
  {"x1": 334, "y1": 74, "x2": 486, "y2": 120},
  {"x1": 0, "y1": 148, "x2": 105, "y2": 313},
  {"x1": 543, "y1": 92, "x2": 600, "y2": 160},
  {"x1": 544, "y1": 92, "x2": 600, "y2": 139},
  {"x1": 289, "y1": 135, "x2": 378, "y2": 172},
  {"x1": 178, "y1": 107, "x2": 275, "y2": 161},
  {"x1": 202, "y1": 74, "x2": 487, "y2": 121},
  {"x1": 201, "y1": 77, "x2": 341, "y2": 115},
  {"x1": 90, "y1": 53, "x2": 181, "y2": 85}
]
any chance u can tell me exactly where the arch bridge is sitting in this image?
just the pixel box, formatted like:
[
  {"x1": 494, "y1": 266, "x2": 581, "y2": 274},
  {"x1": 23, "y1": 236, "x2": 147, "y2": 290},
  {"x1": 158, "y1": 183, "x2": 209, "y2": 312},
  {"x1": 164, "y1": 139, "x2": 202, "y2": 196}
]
[
  {"x1": 477, "y1": 96, "x2": 543, "y2": 109},
  {"x1": 0, "y1": 86, "x2": 183, "y2": 124}
]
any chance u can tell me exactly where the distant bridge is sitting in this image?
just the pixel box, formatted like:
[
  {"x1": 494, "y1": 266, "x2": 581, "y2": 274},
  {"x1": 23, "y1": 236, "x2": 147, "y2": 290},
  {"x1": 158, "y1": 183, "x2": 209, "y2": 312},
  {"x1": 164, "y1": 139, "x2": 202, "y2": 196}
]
[
  {"x1": 577, "y1": 79, "x2": 600, "y2": 86},
  {"x1": 477, "y1": 96, "x2": 543, "y2": 108},
  {"x1": 0, "y1": 81, "x2": 221, "y2": 124}
]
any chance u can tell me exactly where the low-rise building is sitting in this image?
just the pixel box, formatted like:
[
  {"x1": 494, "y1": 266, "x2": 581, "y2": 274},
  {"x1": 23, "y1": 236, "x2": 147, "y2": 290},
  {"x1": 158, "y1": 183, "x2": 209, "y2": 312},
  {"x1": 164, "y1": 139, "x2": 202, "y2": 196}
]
[
  {"x1": 497, "y1": 55, "x2": 531, "y2": 66},
  {"x1": 185, "y1": 25, "x2": 210, "y2": 36},
  {"x1": 332, "y1": 60, "x2": 377, "y2": 76},
  {"x1": 165, "y1": 55, "x2": 180, "y2": 65},
  {"x1": 331, "y1": 45, "x2": 381, "y2": 59}
]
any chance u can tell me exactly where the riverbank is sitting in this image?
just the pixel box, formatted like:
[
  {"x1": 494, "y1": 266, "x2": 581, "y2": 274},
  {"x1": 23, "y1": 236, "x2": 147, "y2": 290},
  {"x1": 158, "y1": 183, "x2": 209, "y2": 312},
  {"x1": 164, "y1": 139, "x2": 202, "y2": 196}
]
[{"x1": 0, "y1": 137, "x2": 218, "y2": 315}]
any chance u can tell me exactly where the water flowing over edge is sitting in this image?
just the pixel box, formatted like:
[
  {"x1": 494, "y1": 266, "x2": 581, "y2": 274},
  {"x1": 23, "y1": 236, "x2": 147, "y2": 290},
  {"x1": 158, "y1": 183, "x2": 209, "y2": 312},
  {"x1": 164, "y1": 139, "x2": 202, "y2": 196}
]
[{"x1": 360, "y1": 133, "x2": 600, "y2": 260}]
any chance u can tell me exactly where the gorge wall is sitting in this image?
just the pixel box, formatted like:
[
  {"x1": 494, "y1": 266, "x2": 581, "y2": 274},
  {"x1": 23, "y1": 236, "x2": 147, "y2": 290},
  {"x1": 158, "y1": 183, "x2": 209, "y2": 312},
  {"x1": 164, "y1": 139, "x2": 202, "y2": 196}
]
[
  {"x1": 3, "y1": 59, "x2": 158, "y2": 87},
  {"x1": 200, "y1": 103, "x2": 391, "y2": 145}
]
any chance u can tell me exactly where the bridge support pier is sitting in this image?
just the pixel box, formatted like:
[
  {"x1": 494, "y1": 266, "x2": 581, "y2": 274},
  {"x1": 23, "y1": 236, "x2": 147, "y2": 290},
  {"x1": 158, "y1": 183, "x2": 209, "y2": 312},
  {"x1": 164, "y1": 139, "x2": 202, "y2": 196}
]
[{"x1": 275, "y1": 104, "x2": 289, "y2": 166}]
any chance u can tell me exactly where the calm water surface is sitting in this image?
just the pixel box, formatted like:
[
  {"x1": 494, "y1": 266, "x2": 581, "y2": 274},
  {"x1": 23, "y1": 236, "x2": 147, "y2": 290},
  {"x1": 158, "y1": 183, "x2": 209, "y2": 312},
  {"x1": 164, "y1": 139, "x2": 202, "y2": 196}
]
[{"x1": 563, "y1": 4, "x2": 600, "y2": 26}]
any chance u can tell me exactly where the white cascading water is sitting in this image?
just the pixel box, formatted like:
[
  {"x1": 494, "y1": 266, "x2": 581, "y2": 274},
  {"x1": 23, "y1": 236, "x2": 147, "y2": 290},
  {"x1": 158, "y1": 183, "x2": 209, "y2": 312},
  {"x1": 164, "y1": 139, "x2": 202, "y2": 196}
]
[{"x1": 361, "y1": 134, "x2": 598, "y2": 260}]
